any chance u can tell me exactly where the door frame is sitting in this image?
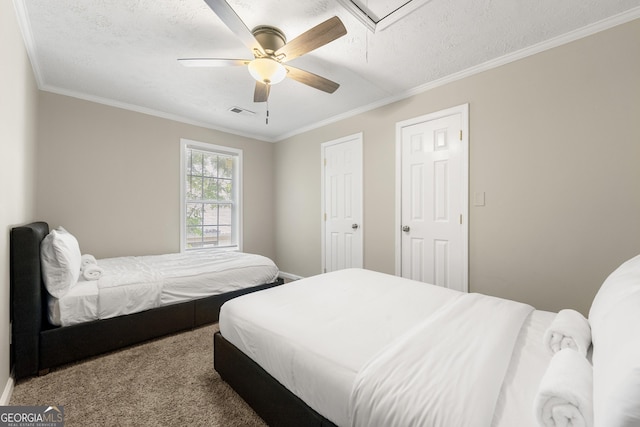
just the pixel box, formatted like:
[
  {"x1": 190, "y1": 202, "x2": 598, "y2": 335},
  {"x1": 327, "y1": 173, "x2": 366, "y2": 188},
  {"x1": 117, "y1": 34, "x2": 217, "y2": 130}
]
[
  {"x1": 394, "y1": 104, "x2": 469, "y2": 290},
  {"x1": 321, "y1": 132, "x2": 364, "y2": 273}
]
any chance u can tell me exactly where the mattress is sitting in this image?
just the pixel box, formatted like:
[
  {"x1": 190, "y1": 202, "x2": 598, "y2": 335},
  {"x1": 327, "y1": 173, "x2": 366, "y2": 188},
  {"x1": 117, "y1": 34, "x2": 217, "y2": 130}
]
[
  {"x1": 219, "y1": 268, "x2": 555, "y2": 427},
  {"x1": 48, "y1": 250, "x2": 278, "y2": 326}
]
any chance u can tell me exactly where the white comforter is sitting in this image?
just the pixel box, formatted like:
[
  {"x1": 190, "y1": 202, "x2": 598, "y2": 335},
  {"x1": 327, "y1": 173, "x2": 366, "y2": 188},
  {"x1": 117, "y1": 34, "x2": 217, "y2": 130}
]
[
  {"x1": 96, "y1": 256, "x2": 164, "y2": 320},
  {"x1": 220, "y1": 268, "x2": 547, "y2": 427},
  {"x1": 349, "y1": 292, "x2": 534, "y2": 427},
  {"x1": 50, "y1": 250, "x2": 279, "y2": 326}
]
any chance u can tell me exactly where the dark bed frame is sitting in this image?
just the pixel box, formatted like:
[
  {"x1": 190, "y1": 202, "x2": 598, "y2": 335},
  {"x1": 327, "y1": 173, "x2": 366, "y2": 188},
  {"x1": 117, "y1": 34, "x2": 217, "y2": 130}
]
[
  {"x1": 10, "y1": 221, "x2": 283, "y2": 380},
  {"x1": 214, "y1": 332, "x2": 338, "y2": 427}
]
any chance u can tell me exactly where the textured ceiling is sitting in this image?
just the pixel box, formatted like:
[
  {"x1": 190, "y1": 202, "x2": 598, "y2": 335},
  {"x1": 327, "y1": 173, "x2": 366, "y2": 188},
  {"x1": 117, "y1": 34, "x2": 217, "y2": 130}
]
[{"x1": 16, "y1": 0, "x2": 640, "y2": 141}]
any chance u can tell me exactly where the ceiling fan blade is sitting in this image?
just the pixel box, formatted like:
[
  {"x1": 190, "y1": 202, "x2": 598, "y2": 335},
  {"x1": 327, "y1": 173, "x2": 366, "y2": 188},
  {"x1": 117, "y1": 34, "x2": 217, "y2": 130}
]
[
  {"x1": 254, "y1": 82, "x2": 270, "y2": 102},
  {"x1": 178, "y1": 58, "x2": 250, "y2": 67},
  {"x1": 275, "y1": 16, "x2": 347, "y2": 62},
  {"x1": 204, "y1": 0, "x2": 265, "y2": 56},
  {"x1": 285, "y1": 66, "x2": 340, "y2": 94}
]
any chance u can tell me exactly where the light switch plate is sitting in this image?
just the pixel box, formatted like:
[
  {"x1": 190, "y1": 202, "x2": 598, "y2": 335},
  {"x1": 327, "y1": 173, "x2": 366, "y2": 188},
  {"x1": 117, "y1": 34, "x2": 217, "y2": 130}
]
[{"x1": 474, "y1": 192, "x2": 486, "y2": 206}]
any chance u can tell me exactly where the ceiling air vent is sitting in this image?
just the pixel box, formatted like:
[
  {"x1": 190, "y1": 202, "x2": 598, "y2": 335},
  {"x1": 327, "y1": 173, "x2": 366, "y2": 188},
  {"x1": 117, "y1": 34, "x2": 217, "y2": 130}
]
[{"x1": 228, "y1": 106, "x2": 256, "y2": 117}]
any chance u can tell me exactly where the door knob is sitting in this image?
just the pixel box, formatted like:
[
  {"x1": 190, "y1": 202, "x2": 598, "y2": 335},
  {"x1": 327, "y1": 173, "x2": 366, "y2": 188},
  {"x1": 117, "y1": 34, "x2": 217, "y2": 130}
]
[
  {"x1": 352, "y1": 224, "x2": 359, "y2": 230},
  {"x1": 402, "y1": 225, "x2": 410, "y2": 232}
]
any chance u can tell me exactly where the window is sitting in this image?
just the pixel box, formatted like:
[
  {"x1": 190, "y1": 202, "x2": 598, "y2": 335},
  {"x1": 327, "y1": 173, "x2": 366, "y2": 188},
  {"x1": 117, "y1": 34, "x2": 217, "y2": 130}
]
[{"x1": 180, "y1": 139, "x2": 242, "y2": 252}]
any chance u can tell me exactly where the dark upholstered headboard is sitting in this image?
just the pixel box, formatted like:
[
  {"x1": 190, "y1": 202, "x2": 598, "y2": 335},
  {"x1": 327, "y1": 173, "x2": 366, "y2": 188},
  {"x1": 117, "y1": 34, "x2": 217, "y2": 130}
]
[{"x1": 10, "y1": 221, "x2": 49, "y2": 379}]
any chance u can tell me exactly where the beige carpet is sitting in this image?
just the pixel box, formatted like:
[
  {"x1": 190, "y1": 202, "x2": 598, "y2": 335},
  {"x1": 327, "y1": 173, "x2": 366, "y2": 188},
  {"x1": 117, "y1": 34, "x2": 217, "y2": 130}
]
[{"x1": 10, "y1": 324, "x2": 267, "y2": 427}]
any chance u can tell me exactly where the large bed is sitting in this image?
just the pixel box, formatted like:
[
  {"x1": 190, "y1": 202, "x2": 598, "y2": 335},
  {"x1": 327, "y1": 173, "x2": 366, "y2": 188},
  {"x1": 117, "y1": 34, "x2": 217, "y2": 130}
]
[
  {"x1": 10, "y1": 221, "x2": 283, "y2": 380},
  {"x1": 214, "y1": 259, "x2": 640, "y2": 426}
]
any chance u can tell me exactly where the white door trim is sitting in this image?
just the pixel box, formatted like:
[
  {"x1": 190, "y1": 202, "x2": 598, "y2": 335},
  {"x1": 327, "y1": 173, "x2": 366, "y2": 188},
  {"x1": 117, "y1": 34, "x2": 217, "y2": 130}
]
[
  {"x1": 321, "y1": 132, "x2": 364, "y2": 273},
  {"x1": 394, "y1": 104, "x2": 469, "y2": 290}
]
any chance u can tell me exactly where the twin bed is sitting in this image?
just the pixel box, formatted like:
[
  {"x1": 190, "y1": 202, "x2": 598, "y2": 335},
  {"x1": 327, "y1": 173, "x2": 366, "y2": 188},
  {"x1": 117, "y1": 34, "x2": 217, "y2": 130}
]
[
  {"x1": 10, "y1": 221, "x2": 282, "y2": 379},
  {"x1": 215, "y1": 260, "x2": 640, "y2": 426}
]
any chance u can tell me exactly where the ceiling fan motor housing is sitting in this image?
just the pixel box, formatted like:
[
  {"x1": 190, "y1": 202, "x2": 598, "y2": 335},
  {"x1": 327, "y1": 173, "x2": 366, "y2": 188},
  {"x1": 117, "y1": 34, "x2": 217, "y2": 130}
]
[{"x1": 251, "y1": 26, "x2": 286, "y2": 56}]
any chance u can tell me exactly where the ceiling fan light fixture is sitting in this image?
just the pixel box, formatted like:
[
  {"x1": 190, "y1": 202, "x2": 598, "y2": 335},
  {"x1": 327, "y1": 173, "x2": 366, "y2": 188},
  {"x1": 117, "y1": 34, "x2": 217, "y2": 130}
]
[{"x1": 248, "y1": 58, "x2": 286, "y2": 85}]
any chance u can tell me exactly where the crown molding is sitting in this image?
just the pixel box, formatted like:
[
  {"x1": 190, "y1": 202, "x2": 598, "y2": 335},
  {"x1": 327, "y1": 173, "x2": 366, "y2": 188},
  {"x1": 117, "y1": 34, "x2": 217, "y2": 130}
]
[
  {"x1": 13, "y1": 0, "x2": 640, "y2": 144},
  {"x1": 275, "y1": 7, "x2": 640, "y2": 141}
]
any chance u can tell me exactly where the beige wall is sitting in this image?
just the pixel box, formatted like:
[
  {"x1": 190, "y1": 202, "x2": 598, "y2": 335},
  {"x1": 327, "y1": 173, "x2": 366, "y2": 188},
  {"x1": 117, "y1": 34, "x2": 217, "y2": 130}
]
[
  {"x1": 36, "y1": 93, "x2": 276, "y2": 260},
  {"x1": 274, "y1": 19, "x2": 640, "y2": 315},
  {"x1": 1, "y1": 1, "x2": 39, "y2": 397}
]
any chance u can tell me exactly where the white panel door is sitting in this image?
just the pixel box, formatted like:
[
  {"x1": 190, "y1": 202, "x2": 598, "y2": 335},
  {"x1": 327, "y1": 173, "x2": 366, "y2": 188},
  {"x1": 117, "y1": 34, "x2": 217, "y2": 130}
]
[
  {"x1": 322, "y1": 134, "x2": 363, "y2": 272},
  {"x1": 396, "y1": 105, "x2": 468, "y2": 292}
]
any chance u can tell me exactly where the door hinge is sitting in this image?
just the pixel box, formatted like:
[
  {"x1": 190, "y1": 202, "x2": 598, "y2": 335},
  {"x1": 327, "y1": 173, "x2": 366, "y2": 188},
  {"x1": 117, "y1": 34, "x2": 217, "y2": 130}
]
[
  {"x1": 324, "y1": 158, "x2": 327, "y2": 166},
  {"x1": 459, "y1": 130, "x2": 463, "y2": 141},
  {"x1": 324, "y1": 213, "x2": 327, "y2": 221},
  {"x1": 460, "y1": 214, "x2": 463, "y2": 224}
]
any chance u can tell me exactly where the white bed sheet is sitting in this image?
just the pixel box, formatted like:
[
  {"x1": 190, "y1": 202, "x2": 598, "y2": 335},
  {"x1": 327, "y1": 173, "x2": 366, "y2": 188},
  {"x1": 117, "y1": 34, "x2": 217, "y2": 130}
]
[
  {"x1": 350, "y1": 292, "x2": 535, "y2": 427},
  {"x1": 48, "y1": 250, "x2": 278, "y2": 326},
  {"x1": 492, "y1": 309, "x2": 556, "y2": 427},
  {"x1": 150, "y1": 250, "x2": 279, "y2": 305},
  {"x1": 48, "y1": 280, "x2": 99, "y2": 326},
  {"x1": 219, "y1": 268, "x2": 555, "y2": 427}
]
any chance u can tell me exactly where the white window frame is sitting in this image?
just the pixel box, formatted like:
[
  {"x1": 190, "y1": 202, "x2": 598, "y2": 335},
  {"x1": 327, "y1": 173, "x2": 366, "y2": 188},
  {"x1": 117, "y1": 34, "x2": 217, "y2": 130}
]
[{"x1": 180, "y1": 138, "x2": 243, "y2": 252}]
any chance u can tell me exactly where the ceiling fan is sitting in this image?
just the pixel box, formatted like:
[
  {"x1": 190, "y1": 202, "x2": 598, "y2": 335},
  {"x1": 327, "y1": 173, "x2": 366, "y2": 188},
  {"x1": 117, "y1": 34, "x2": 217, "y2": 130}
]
[{"x1": 179, "y1": 0, "x2": 348, "y2": 103}]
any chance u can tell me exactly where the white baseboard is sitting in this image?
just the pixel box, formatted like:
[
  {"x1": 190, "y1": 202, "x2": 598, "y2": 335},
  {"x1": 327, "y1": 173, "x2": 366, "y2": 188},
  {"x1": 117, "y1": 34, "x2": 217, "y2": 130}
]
[
  {"x1": 0, "y1": 374, "x2": 14, "y2": 406},
  {"x1": 278, "y1": 271, "x2": 304, "y2": 282}
]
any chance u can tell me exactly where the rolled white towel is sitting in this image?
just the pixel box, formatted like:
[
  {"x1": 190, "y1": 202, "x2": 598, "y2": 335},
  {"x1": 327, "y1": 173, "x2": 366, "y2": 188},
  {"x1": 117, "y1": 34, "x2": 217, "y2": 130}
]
[
  {"x1": 82, "y1": 264, "x2": 104, "y2": 281},
  {"x1": 543, "y1": 309, "x2": 591, "y2": 357},
  {"x1": 535, "y1": 348, "x2": 593, "y2": 427},
  {"x1": 81, "y1": 254, "x2": 97, "y2": 270}
]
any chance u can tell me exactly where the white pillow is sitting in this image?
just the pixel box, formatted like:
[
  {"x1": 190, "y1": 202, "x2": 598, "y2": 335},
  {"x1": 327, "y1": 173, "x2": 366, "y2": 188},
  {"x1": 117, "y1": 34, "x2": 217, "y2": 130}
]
[
  {"x1": 589, "y1": 254, "x2": 640, "y2": 325},
  {"x1": 589, "y1": 254, "x2": 640, "y2": 427},
  {"x1": 40, "y1": 227, "x2": 82, "y2": 298}
]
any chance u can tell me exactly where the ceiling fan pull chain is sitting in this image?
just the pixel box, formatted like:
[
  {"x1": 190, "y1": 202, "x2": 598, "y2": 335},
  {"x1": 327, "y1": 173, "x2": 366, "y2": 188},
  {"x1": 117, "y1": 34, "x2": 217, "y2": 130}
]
[{"x1": 266, "y1": 101, "x2": 270, "y2": 125}]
